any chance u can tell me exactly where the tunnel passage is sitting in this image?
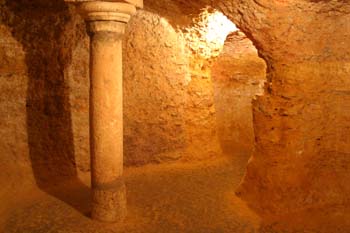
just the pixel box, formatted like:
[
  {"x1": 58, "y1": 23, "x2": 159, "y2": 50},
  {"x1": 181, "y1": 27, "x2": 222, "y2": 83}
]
[{"x1": 212, "y1": 32, "x2": 266, "y2": 157}]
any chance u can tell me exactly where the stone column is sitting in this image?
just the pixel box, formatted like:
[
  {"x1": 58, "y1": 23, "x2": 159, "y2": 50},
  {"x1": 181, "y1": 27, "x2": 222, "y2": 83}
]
[{"x1": 65, "y1": 0, "x2": 142, "y2": 222}]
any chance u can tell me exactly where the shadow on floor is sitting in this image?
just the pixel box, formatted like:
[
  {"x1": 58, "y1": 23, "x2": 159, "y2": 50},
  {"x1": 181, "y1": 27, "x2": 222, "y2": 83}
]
[{"x1": 1, "y1": 0, "x2": 90, "y2": 216}]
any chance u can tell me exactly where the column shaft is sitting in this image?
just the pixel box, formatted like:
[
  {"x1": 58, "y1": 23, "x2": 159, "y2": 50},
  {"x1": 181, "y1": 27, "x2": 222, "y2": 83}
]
[{"x1": 89, "y1": 21, "x2": 126, "y2": 222}]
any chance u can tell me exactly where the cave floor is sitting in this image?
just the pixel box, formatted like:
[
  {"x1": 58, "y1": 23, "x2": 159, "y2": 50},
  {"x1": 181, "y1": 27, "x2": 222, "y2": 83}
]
[{"x1": 2, "y1": 154, "x2": 350, "y2": 233}]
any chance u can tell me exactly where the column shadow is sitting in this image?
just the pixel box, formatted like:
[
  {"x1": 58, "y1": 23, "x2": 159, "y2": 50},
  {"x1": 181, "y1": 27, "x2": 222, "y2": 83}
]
[{"x1": 1, "y1": 0, "x2": 90, "y2": 216}]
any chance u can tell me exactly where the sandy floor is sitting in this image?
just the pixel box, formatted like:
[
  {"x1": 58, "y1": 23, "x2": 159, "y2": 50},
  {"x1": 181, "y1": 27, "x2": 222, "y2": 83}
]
[
  {"x1": 2, "y1": 154, "x2": 350, "y2": 233},
  {"x1": 2, "y1": 154, "x2": 262, "y2": 233}
]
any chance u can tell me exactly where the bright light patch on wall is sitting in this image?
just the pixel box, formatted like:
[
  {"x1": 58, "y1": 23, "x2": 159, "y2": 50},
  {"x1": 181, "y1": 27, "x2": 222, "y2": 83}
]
[
  {"x1": 183, "y1": 8, "x2": 239, "y2": 59},
  {"x1": 205, "y1": 12, "x2": 238, "y2": 45}
]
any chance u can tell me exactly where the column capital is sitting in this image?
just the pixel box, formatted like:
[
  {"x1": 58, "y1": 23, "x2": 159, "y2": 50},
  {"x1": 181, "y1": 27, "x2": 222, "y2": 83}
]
[
  {"x1": 65, "y1": 1, "x2": 143, "y2": 33},
  {"x1": 79, "y1": 1, "x2": 136, "y2": 23},
  {"x1": 65, "y1": 0, "x2": 143, "y2": 9}
]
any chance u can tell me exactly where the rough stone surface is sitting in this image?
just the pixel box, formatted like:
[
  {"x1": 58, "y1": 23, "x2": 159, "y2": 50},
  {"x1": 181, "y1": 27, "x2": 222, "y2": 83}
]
[
  {"x1": 227, "y1": 0, "x2": 350, "y2": 217},
  {"x1": 0, "y1": 0, "x2": 86, "y2": 212},
  {"x1": 123, "y1": 10, "x2": 189, "y2": 165}
]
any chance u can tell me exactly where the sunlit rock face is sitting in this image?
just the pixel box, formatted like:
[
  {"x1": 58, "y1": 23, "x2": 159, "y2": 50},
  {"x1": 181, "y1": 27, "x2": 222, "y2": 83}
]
[
  {"x1": 183, "y1": 9, "x2": 237, "y2": 60},
  {"x1": 179, "y1": 9, "x2": 239, "y2": 162}
]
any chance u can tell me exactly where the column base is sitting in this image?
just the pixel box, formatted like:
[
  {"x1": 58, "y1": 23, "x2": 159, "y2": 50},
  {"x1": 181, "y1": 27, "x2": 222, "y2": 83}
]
[{"x1": 91, "y1": 182, "x2": 127, "y2": 222}]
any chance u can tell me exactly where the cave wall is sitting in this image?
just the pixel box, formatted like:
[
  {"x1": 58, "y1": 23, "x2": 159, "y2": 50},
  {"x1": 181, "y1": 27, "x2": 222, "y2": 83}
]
[
  {"x1": 0, "y1": 0, "x2": 87, "y2": 222},
  {"x1": 0, "y1": 0, "x2": 88, "y2": 183},
  {"x1": 227, "y1": 0, "x2": 350, "y2": 216},
  {"x1": 0, "y1": 19, "x2": 33, "y2": 221},
  {"x1": 123, "y1": 10, "x2": 189, "y2": 165}
]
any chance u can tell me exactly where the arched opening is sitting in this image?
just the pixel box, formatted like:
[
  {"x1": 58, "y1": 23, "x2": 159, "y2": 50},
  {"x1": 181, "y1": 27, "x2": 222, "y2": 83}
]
[
  {"x1": 212, "y1": 32, "x2": 266, "y2": 158},
  {"x1": 178, "y1": 7, "x2": 267, "y2": 167}
]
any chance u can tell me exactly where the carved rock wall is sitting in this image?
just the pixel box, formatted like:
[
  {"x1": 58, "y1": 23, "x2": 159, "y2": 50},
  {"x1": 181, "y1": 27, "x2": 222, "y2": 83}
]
[
  {"x1": 0, "y1": 0, "x2": 87, "y2": 222},
  {"x1": 228, "y1": 0, "x2": 350, "y2": 216},
  {"x1": 123, "y1": 10, "x2": 189, "y2": 165}
]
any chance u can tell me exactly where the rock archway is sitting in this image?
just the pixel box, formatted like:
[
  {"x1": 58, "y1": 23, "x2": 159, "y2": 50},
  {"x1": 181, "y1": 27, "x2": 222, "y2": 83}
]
[{"x1": 212, "y1": 32, "x2": 266, "y2": 157}]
